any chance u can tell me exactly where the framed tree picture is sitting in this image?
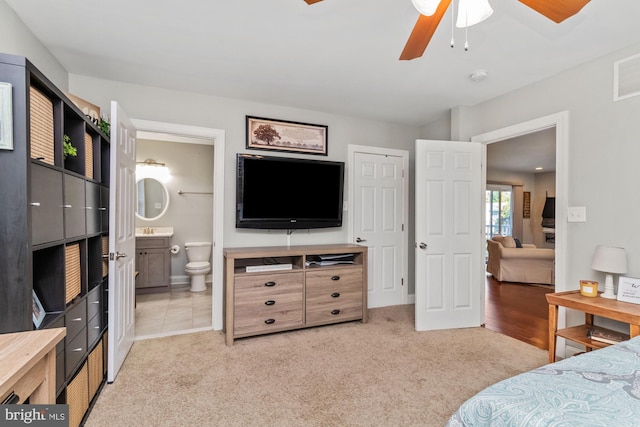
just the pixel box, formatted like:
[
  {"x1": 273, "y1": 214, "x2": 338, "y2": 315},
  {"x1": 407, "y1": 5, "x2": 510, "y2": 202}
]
[
  {"x1": 32, "y1": 289, "x2": 45, "y2": 328},
  {"x1": 246, "y1": 116, "x2": 328, "y2": 156}
]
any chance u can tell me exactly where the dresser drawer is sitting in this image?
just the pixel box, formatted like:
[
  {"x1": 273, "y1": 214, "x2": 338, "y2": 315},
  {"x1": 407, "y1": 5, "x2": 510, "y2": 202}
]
[
  {"x1": 65, "y1": 327, "x2": 87, "y2": 377},
  {"x1": 87, "y1": 312, "x2": 102, "y2": 348},
  {"x1": 65, "y1": 299, "x2": 87, "y2": 344},
  {"x1": 87, "y1": 285, "x2": 102, "y2": 320},
  {"x1": 234, "y1": 272, "x2": 304, "y2": 336},
  {"x1": 306, "y1": 267, "x2": 363, "y2": 326}
]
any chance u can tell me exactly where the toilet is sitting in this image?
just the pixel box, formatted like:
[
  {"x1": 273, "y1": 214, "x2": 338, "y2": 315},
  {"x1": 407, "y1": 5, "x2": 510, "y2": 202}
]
[{"x1": 184, "y1": 242, "x2": 212, "y2": 292}]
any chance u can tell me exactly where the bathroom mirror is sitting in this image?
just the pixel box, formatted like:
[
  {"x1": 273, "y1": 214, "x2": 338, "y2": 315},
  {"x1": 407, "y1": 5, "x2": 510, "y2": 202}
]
[{"x1": 136, "y1": 177, "x2": 170, "y2": 221}]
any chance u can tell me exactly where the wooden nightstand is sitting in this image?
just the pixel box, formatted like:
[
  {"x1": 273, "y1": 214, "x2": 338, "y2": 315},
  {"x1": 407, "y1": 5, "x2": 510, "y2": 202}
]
[{"x1": 546, "y1": 290, "x2": 640, "y2": 362}]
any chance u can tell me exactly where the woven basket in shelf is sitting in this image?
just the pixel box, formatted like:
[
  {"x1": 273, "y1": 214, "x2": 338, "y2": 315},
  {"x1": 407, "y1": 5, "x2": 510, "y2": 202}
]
[
  {"x1": 29, "y1": 87, "x2": 55, "y2": 165},
  {"x1": 65, "y1": 243, "x2": 81, "y2": 304},
  {"x1": 88, "y1": 341, "x2": 103, "y2": 401},
  {"x1": 85, "y1": 132, "x2": 93, "y2": 179},
  {"x1": 67, "y1": 363, "x2": 88, "y2": 427},
  {"x1": 102, "y1": 236, "x2": 109, "y2": 278}
]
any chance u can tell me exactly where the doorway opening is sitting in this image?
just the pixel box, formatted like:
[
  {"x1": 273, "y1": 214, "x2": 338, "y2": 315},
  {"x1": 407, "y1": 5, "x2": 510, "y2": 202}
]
[
  {"x1": 131, "y1": 120, "x2": 225, "y2": 339},
  {"x1": 473, "y1": 111, "x2": 569, "y2": 357}
]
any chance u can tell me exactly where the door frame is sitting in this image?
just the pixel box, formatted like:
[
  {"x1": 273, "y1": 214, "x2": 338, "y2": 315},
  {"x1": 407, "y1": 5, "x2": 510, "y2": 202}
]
[
  {"x1": 347, "y1": 144, "x2": 410, "y2": 305},
  {"x1": 131, "y1": 119, "x2": 226, "y2": 331},
  {"x1": 471, "y1": 111, "x2": 569, "y2": 358}
]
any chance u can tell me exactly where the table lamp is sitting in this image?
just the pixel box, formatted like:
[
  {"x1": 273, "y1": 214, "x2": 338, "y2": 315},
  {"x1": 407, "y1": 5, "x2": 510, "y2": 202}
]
[{"x1": 591, "y1": 245, "x2": 627, "y2": 299}]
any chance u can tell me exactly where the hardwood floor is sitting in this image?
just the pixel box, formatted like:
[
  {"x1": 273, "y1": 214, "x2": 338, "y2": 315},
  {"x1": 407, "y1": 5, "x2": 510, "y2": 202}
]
[{"x1": 484, "y1": 273, "x2": 554, "y2": 350}]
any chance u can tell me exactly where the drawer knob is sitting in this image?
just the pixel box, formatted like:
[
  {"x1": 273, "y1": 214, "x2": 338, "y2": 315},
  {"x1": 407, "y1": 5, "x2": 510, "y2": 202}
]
[
  {"x1": 264, "y1": 281, "x2": 276, "y2": 287},
  {"x1": 331, "y1": 276, "x2": 340, "y2": 281},
  {"x1": 331, "y1": 309, "x2": 341, "y2": 315},
  {"x1": 331, "y1": 292, "x2": 340, "y2": 298},
  {"x1": 264, "y1": 300, "x2": 276, "y2": 306},
  {"x1": 264, "y1": 319, "x2": 276, "y2": 324}
]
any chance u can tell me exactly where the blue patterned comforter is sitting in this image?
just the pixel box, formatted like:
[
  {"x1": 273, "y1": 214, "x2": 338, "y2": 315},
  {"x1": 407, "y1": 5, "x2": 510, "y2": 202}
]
[{"x1": 446, "y1": 336, "x2": 640, "y2": 426}]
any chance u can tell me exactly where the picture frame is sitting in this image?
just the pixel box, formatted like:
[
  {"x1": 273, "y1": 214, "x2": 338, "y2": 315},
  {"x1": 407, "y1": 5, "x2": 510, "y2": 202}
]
[
  {"x1": 32, "y1": 289, "x2": 45, "y2": 328},
  {"x1": 617, "y1": 276, "x2": 640, "y2": 304},
  {"x1": 246, "y1": 116, "x2": 328, "y2": 156},
  {"x1": 0, "y1": 81, "x2": 13, "y2": 151},
  {"x1": 523, "y1": 191, "x2": 531, "y2": 219}
]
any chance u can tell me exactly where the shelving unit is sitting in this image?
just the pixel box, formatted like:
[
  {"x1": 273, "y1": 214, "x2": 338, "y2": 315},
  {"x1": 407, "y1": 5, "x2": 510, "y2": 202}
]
[
  {"x1": 224, "y1": 244, "x2": 368, "y2": 346},
  {"x1": 546, "y1": 290, "x2": 640, "y2": 363},
  {"x1": 0, "y1": 53, "x2": 109, "y2": 427}
]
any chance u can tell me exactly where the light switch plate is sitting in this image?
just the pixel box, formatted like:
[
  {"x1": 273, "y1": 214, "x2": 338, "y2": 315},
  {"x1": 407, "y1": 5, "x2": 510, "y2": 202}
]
[
  {"x1": 0, "y1": 82, "x2": 13, "y2": 150},
  {"x1": 567, "y1": 206, "x2": 587, "y2": 222}
]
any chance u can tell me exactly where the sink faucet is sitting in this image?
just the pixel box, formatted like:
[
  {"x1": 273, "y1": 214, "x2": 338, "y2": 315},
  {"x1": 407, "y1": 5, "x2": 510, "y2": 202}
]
[{"x1": 144, "y1": 227, "x2": 154, "y2": 234}]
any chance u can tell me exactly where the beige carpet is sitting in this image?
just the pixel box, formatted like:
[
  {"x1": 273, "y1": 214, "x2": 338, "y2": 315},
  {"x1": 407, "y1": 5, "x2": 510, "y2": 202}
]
[{"x1": 86, "y1": 305, "x2": 547, "y2": 427}]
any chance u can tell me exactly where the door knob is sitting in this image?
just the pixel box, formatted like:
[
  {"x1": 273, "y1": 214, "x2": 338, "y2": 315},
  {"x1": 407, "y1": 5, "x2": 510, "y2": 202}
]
[
  {"x1": 419, "y1": 242, "x2": 427, "y2": 250},
  {"x1": 115, "y1": 252, "x2": 127, "y2": 260},
  {"x1": 356, "y1": 237, "x2": 366, "y2": 243}
]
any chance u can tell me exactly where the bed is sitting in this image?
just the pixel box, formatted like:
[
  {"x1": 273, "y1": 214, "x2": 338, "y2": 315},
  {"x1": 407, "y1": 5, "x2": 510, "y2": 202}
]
[{"x1": 446, "y1": 336, "x2": 640, "y2": 426}]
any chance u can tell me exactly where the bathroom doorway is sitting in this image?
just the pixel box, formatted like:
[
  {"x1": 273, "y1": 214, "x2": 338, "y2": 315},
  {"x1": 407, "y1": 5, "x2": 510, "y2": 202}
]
[{"x1": 130, "y1": 120, "x2": 225, "y2": 340}]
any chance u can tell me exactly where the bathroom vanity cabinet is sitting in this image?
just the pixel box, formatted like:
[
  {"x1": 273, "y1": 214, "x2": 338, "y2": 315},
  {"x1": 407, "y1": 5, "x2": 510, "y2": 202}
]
[
  {"x1": 0, "y1": 54, "x2": 109, "y2": 427},
  {"x1": 135, "y1": 236, "x2": 171, "y2": 290},
  {"x1": 224, "y1": 244, "x2": 368, "y2": 346}
]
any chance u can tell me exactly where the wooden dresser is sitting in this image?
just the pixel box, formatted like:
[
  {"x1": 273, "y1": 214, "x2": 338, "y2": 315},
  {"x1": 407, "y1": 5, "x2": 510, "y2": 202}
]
[{"x1": 224, "y1": 244, "x2": 368, "y2": 345}]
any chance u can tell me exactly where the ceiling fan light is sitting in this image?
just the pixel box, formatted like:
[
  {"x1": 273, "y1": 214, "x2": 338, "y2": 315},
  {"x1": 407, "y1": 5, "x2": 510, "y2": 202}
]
[
  {"x1": 411, "y1": 0, "x2": 441, "y2": 16},
  {"x1": 456, "y1": 0, "x2": 493, "y2": 28}
]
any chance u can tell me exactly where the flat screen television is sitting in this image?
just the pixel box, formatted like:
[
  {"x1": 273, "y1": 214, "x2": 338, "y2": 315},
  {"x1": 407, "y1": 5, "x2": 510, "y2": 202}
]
[{"x1": 236, "y1": 153, "x2": 345, "y2": 229}]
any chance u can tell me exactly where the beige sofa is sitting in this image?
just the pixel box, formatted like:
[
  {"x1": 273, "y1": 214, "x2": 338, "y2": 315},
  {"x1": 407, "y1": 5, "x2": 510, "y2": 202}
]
[{"x1": 486, "y1": 236, "x2": 555, "y2": 285}]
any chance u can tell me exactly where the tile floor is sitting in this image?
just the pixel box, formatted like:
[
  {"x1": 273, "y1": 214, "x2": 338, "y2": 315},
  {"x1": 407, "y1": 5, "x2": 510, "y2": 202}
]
[{"x1": 135, "y1": 285, "x2": 212, "y2": 338}]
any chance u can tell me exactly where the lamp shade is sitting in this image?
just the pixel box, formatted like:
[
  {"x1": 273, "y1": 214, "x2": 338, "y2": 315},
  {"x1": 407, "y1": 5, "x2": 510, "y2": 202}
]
[
  {"x1": 456, "y1": 0, "x2": 493, "y2": 28},
  {"x1": 591, "y1": 245, "x2": 627, "y2": 274},
  {"x1": 411, "y1": 0, "x2": 440, "y2": 16}
]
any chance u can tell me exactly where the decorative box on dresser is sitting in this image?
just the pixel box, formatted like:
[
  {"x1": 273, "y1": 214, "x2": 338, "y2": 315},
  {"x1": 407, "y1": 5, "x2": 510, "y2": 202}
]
[
  {"x1": 224, "y1": 244, "x2": 368, "y2": 345},
  {"x1": 0, "y1": 54, "x2": 109, "y2": 427}
]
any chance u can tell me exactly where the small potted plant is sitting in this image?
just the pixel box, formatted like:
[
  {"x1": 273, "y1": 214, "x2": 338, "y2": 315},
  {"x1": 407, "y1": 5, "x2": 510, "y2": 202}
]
[{"x1": 63, "y1": 134, "x2": 77, "y2": 159}]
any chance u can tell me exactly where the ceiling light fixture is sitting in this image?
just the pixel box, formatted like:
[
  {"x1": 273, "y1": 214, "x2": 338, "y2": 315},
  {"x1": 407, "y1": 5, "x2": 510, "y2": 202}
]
[
  {"x1": 456, "y1": 0, "x2": 494, "y2": 28},
  {"x1": 410, "y1": 0, "x2": 441, "y2": 16},
  {"x1": 410, "y1": 0, "x2": 494, "y2": 52},
  {"x1": 411, "y1": 0, "x2": 493, "y2": 25}
]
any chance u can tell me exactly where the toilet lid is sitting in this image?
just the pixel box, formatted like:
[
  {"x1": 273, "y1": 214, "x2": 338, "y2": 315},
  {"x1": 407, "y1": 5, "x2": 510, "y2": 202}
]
[{"x1": 186, "y1": 261, "x2": 209, "y2": 269}]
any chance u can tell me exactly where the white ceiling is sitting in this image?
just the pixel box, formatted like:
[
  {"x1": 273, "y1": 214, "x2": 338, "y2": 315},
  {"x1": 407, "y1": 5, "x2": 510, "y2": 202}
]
[
  {"x1": 6, "y1": 0, "x2": 640, "y2": 126},
  {"x1": 487, "y1": 127, "x2": 556, "y2": 174}
]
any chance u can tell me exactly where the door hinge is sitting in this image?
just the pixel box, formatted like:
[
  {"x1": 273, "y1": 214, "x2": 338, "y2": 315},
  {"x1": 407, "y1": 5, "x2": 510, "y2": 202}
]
[
  {"x1": 401, "y1": 278, "x2": 404, "y2": 286},
  {"x1": 402, "y1": 224, "x2": 404, "y2": 232}
]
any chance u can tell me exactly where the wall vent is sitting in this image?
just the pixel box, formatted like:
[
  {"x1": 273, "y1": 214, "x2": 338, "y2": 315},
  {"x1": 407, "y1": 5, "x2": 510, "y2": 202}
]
[{"x1": 614, "y1": 53, "x2": 640, "y2": 101}]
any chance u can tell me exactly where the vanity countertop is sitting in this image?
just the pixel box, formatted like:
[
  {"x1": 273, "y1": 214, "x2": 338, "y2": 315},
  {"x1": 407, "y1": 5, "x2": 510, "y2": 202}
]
[{"x1": 135, "y1": 226, "x2": 173, "y2": 237}]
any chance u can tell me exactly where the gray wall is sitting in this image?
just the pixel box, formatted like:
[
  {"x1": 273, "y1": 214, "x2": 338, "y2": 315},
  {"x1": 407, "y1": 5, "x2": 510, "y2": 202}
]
[{"x1": 0, "y1": 0, "x2": 67, "y2": 90}]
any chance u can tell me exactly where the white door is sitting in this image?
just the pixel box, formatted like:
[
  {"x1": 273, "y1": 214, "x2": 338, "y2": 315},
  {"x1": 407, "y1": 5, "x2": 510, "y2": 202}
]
[
  {"x1": 415, "y1": 140, "x2": 482, "y2": 331},
  {"x1": 108, "y1": 101, "x2": 137, "y2": 382},
  {"x1": 353, "y1": 151, "x2": 406, "y2": 308}
]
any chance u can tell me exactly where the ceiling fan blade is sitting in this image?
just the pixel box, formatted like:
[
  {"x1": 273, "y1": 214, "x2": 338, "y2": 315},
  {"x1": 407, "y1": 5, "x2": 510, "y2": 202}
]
[
  {"x1": 400, "y1": 0, "x2": 452, "y2": 61},
  {"x1": 304, "y1": 0, "x2": 323, "y2": 4},
  {"x1": 519, "y1": 0, "x2": 590, "y2": 23}
]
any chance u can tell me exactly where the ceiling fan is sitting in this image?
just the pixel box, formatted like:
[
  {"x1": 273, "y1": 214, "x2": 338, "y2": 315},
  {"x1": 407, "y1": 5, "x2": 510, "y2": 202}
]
[{"x1": 303, "y1": 0, "x2": 590, "y2": 60}]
